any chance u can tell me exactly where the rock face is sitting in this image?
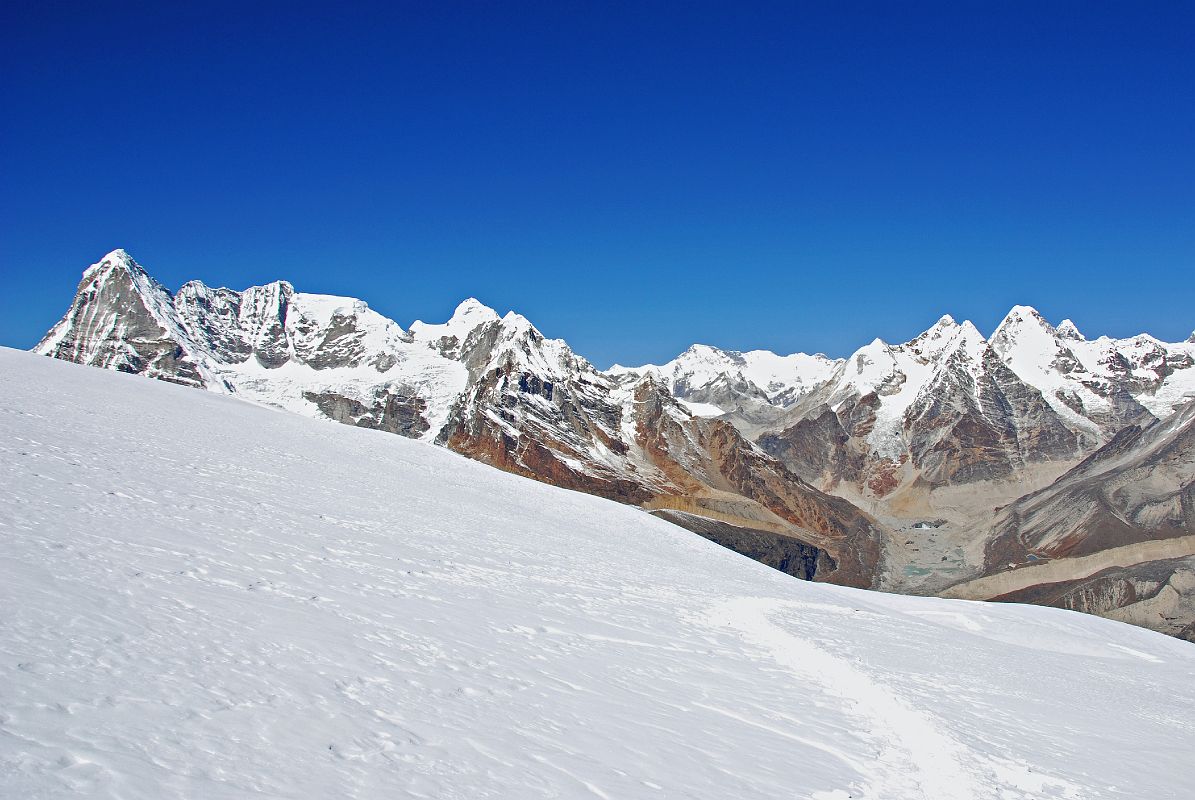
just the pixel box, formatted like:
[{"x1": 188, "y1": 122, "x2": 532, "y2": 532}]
[
  {"x1": 302, "y1": 389, "x2": 430, "y2": 437},
  {"x1": 627, "y1": 309, "x2": 1195, "y2": 521},
  {"x1": 954, "y1": 398, "x2": 1195, "y2": 639},
  {"x1": 650, "y1": 509, "x2": 834, "y2": 581},
  {"x1": 37, "y1": 250, "x2": 212, "y2": 388},
  {"x1": 755, "y1": 317, "x2": 1085, "y2": 513},
  {"x1": 984, "y1": 398, "x2": 1195, "y2": 566},
  {"x1": 990, "y1": 557, "x2": 1195, "y2": 642},
  {"x1": 36, "y1": 250, "x2": 887, "y2": 590}
]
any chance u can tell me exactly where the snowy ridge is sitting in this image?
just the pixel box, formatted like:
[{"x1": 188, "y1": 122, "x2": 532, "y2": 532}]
[
  {"x1": 611, "y1": 344, "x2": 842, "y2": 415},
  {"x1": 634, "y1": 306, "x2": 1195, "y2": 459},
  {"x1": 37, "y1": 250, "x2": 477, "y2": 441},
  {"x1": 3, "y1": 347, "x2": 1193, "y2": 800},
  {"x1": 39, "y1": 251, "x2": 1195, "y2": 455},
  {"x1": 408, "y1": 297, "x2": 500, "y2": 359},
  {"x1": 990, "y1": 305, "x2": 1195, "y2": 434},
  {"x1": 814, "y1": 316, "x2": 996, "y2": 458}
]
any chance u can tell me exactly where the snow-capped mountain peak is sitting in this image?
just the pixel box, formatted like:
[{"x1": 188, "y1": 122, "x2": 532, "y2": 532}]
[
  {"x1": 82, "y1": 247, "x2": 141, "y2": 277},
  {"x1": 614, "y1": 342, "x2": 841, "y2": 412},
  {"x1": 999, "y1": 303, "x2": 1049, "y2": 324},
  {"x1": 1056, "y1": 319, "x2": 1083, "y2": 340},
  {"x1": 990, "y1": 304, "x2": 1056, "y2": 346},
  {"x1": 38, "y1": 248, "x2": 212, "y2": 387},
  {"x1": 985, "y1": 304, "x2": 1195, "y2": 436},
  {"x1": 500, "y1": 309, "x2": 537, "y2": 334},
  {"x1": 409, "y1": 297, "x2": 501, "y2": 357},
  {"x1": 840, "y1": 337, "x2": 898, "y2": 389},
  {"x1": 906, "y1": 315, "x2": 987, "y2": 362},
  {"x1": 768, "y1": 311, "x2": 1090, "y2": 490}
]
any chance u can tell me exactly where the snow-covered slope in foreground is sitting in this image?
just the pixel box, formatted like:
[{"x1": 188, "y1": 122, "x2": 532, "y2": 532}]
[{"x1": 2, "y1": 349, "x2": 1193, "y2": 800}]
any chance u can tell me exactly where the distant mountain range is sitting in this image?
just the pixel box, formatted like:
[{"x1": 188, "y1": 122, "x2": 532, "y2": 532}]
[{"x1": 36, "y1": 249, "x2": 1195, "y2": 639}]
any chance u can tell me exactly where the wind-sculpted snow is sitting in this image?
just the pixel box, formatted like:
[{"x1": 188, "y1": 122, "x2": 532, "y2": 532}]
[{"x1": 3, "y1": 348, "x2": 1194, "y2": 799}]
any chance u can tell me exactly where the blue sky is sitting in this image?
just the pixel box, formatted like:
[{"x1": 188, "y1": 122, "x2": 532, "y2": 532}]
[{"x1": 2, "y1": 1, "x2": 1192, "y2": 367}]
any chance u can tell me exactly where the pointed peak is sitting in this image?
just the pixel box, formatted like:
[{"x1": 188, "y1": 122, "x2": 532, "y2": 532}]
[
  {"x1": 992, "y1": 304, "x2": 1055, "y2": 341},
  {"x1": 1188, "y1": 331, "x2": 1195, "y2": 344},
  {"x1": 907, "y1": 314, "x2": 962, "y2": 349},
  {"x1": 452, "y1": 297, "x2": 499, "y2": 322},
  {"x1": 1000, "y1": 304, "x2": 1050, "y2": 326},
  {"x1": 914, "y1": 314, "x2": 958, "y2": 337},
  {"x1": 959, "y1": 319, "x2": 984, "y2": 338},
  {"x1": 847, "y1": 338, "x2": 893, "y2": 367},
  {"x1": 101, "y1": 247, "x2": 133, "y2": 263},
  {"x1": 945, "y1": 319, "x2": 989, "y2": 360},
  {"x1": 86, "y1": 248, "x2": 146, "y2": 278},
  {"x1": 500, "y1": 309, "x2": 534, "y2": 328},
  {"x1": 684, "y1": 343, "x2": 721, "y2": 356},
  {"x1": 409, "y1": 297, "x2": 500, "y2": 351},
  {"x1": 906, "y1": 314, "x2": 986, "y2": 361},
  {"x1": 1057, "y1": 319, "x2": 1084, "y2": 341}
]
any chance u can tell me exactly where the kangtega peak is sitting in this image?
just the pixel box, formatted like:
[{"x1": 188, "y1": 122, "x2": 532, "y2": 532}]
[{"x1": 35, "y1": 249, "x2": 1195, "y2": 639}]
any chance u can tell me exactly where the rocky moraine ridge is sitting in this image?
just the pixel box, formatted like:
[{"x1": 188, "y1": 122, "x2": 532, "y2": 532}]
[{"x1": 34, "y1": 250, "x2": 1195, "y2": 639}]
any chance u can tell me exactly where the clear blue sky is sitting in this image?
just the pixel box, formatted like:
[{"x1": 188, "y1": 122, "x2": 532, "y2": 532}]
[{"x1": 2, "y1": 2, "x2": 1193, "y2": 367}]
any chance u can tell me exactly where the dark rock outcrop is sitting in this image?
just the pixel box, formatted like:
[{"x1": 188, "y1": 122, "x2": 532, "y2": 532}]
[{"x1": 651, "y1": 510, "x2": 834, "y2": 581}]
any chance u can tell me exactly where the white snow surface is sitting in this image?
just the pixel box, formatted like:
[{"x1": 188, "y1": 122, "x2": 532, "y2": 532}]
[
  {"x1": 3, "y1": 348, "x2": 1195, "y2": 800},
  {"x1": 677, "y1": 399, "x2": 727, "y2": 417}
]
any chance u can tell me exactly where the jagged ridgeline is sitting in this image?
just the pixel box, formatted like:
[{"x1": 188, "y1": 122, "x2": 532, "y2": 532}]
[{"x1": 36, "y1": 249, "x2": 1195, "y2": 638}]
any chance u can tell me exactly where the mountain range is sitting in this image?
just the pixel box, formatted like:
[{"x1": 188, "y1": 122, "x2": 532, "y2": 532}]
[{"x1": 34, "y1": 249, "x2": 1195, "y2": 639}]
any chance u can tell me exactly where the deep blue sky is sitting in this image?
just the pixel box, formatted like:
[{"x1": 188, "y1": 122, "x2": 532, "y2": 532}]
[{"x1": 2, "y1": 2, "x2": 1193, "y2": 367}]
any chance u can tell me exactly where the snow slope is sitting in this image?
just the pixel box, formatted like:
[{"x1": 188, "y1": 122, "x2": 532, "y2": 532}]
[{"x1": 2, "y1": 348, "x2": 1194, "y2": 800}]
